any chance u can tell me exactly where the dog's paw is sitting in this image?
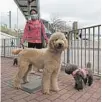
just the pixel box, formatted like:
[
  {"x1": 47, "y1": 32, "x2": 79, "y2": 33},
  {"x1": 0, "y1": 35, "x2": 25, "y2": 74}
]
[
  {"x1": 22, "y1": 80, "x2": 29, "y2": 84},
  {"x1": 43, "y1": 92, "x2": 50, "y2": 95},
  {"x1": 43, "y1": 90, "x2": 50, "y2": 95},
  {"x1": 51, "y1": 87, "x2": 60, "y2": 92},
  {"x1": 13, "y1": 84, "x2": 21, "y2": 89},
  {"x1": 74, "y1": 86, "x2": 83, "y2": 91}
]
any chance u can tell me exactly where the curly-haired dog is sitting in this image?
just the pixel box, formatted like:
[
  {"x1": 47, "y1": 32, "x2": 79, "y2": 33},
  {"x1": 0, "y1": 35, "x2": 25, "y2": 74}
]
[
  {"x1": 12, "y1": 32, "x2": 68, "y2": 94},
  {"x1": 65, "y1": 63, "x2": 93, "y2": 91}
]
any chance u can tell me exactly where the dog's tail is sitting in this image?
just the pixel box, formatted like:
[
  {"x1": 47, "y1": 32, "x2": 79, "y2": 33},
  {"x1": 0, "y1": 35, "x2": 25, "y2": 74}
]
[
  {"x1": 86, "y1": 62, "x2": 91, "y2": 68},
  {"x1": 12, "y1": 48, "x2": 22, "y2": 55}
]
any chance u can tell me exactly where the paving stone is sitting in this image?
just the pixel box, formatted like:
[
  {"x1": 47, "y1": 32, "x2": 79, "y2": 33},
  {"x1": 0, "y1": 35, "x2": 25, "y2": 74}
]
[{"x1": 1, "y1": 58, "x2": 101, "y2": 102}]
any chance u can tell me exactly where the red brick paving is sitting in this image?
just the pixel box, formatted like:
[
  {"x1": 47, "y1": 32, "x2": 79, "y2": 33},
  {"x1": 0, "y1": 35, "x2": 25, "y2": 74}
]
[{"x1": 1, "y1": 57, "x2": 101, "y2": 102}]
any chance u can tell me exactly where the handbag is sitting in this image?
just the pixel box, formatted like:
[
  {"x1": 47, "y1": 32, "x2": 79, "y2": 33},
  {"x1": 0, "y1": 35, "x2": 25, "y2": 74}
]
[{"x1": 40, "y1": 20, "x2": 47, "y2": 48}]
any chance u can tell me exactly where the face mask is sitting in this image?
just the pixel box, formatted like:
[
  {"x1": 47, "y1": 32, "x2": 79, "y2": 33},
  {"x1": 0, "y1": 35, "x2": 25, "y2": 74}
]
[{"x1": 31, "y1": 14, "x2": 38, "y2": 20}]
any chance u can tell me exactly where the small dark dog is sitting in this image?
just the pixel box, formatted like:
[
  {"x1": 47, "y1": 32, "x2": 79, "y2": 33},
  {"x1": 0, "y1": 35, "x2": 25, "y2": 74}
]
[
  {"x1": 65, "y1": 63, "x2": 93, "y2": 91},
  {"x1": 13, "y1": 58, "x2": 18, "y2": 66},
  {"x1": 13, "y1": 44, "x2": 24, "y2": 66}
]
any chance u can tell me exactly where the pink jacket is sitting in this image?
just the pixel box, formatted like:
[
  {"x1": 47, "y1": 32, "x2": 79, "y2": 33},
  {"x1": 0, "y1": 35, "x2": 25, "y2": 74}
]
[{"x1": 21, "y1": 20, "x2": 48, "y2": 43}]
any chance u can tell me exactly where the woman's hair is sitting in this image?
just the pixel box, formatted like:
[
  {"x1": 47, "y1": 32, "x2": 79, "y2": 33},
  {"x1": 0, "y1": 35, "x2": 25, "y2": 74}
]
[{"x1": 30, "y1": 9, "x2": 37, "y2": 14}]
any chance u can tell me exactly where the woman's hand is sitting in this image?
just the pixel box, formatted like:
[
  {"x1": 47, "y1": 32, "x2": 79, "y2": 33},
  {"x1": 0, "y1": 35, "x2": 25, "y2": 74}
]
[
  {"x1": 46, "y1": 38, "x2": 48, "y2": 44},
  {"x1": 20, "y1": 38, "x2": 25, "y2": 45}
]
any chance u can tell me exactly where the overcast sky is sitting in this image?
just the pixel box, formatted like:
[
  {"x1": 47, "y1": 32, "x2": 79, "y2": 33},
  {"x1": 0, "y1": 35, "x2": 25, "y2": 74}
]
[{"x1": 0, "y1": 0, "x2": 101, "y2": 29}]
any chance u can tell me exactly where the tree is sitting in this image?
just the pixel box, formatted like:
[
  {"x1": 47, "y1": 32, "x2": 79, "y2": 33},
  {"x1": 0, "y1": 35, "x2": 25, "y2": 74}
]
[{"x1": 50, "y1": 14, "x2": 71, "y2": 32}]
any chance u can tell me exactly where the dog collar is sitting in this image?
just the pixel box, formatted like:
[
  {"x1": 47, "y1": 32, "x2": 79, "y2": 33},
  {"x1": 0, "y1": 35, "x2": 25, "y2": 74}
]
[
  {"x1": 81, "y1": 68, "x2": 88, "y2": 78},
  {"x1": 72, "y1": 68, "x2": 88, "y2": 78},
  {"x1": 72, "y1": 68, "x2": 81, "y2": 76}
]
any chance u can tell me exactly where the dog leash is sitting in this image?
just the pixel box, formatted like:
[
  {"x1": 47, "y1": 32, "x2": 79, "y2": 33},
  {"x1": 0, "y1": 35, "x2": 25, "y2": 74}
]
[
  {"x1": 21, "y1": 44, "x2": 24, "y2": 49},
  {"x1": 19, "y1": 39, "x2": 24, "y2": 49}
]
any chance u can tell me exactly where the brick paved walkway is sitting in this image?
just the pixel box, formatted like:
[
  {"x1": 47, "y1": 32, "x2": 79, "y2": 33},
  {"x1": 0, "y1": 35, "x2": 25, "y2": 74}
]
[{"x1": 1, "y1": 57, "x2": 101, "y2": 102}]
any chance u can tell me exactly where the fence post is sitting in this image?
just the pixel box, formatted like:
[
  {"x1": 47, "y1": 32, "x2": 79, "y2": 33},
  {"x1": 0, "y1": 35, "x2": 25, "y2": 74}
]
[
  {"x1": 67, "y1": 32, "x2": 70, "y2": 63},
  {"x1": 4, "y1": 39, "x2": 5, "y2": 57}
]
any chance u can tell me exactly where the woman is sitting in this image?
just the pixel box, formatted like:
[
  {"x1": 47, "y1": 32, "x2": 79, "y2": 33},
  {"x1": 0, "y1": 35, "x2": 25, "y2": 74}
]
[
  {"x1": 21, "y1": 9, "x2": 48, "y2": 73},
  {"x1": 21, "y1": 9, "x2": 48, "y2": 48}
]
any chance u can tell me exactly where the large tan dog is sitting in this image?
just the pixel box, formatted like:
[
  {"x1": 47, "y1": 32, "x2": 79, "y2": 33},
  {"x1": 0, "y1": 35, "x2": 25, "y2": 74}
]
[{"x1": 12, "y1": 32, "x2": 68, "y2": 94}]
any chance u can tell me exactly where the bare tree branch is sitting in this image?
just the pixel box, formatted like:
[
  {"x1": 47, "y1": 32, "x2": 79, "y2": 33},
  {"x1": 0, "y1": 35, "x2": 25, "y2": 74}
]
[{"x1": 50, "y1": 14, "x2": 71, "y2": 32}]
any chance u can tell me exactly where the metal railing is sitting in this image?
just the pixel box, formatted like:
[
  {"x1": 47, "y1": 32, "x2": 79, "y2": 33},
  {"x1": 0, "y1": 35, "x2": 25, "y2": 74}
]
[
  {"x1": 0, "y1": 38, "x2": 20, "y2": 57},
  {"x1": 1, "y1": 25, "x2": 101, "y2": 76},
  {"x1": 62, "y1": 24, "x2": 101, "y2": 76}
]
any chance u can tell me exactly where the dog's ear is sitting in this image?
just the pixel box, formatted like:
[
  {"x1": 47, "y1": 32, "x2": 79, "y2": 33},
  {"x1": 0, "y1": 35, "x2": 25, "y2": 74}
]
[
  {"x1": 78, "y1": 71, "x2": 85, "y2": 79},
  {"x1": 74, "y1": 74, "x2": 84, "y2": 90},
  {"x1": 87, "y1": 62, "x2": 91, "y2": 68},
  {"x1": 48, "y1": 39, "x2": 54, "y2": 49},
  {"x1": 88, "y1": 75, "x2": 93, "y2": 86}
]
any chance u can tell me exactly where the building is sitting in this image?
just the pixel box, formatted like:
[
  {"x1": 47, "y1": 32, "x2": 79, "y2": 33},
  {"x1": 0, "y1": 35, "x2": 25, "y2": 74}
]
[
  {"x1": 1, "y1": 32, "x2": 16, "y2": 39},
  {"x1": 0, "y1": 32, "x2": 18, "y2": 47}
]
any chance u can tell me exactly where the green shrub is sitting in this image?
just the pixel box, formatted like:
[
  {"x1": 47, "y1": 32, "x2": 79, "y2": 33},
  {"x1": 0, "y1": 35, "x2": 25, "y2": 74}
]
[{"x1": 0, "y1": 26, "x2": 22, "y2": 38}]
